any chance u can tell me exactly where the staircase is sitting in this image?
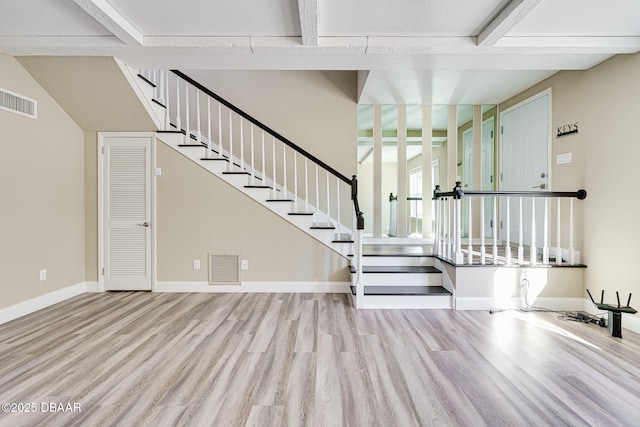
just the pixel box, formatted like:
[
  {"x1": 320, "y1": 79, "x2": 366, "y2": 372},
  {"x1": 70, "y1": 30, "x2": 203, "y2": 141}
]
[
  {"x1": 349, "y1": 243, "x2": 452, "y2": 309},
  {"x1": 128, "y1": 67, "x2": 456, "y2": 309}
]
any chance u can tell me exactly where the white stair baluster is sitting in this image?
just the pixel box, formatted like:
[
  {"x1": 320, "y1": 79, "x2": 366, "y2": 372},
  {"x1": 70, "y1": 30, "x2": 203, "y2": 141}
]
[
  {"x1": 543, "y1": 197, "x2": 549, "y2": 264},
  {"x1": 480, "y1": 197, "x2": 486, "y2": 264},
  {"x1": 454, "y1": 197, "x2": 463, "y2": 264},
  {"x1": 195, "y1": 90, "x2": 202, "y2": 145},
  {"x1": 518, "y1": 197, "x2": 524, "y2": 264},
  {"x1": 271, "y1": 137, "x2": 277, "y2": 198},
  {"x1": 315, "y1": 164, "x2": 320, "y2": 223},
  {"x1": 336, "y1": 178, "x2": 341, "y2": 237},
  {"x1": 239, "y1": 118, "x2": 244, "y2": 169},
  {"x1": 530, "y1": 198, "x2": 537, "y2": 265},
  {"x1": 447, "y1": 199, "x2": 452, "y2": 260},
  {"x1": 184, "y1": 82, "x2": 190, "y2": 144},
  {"x1": 228, "y1": 111, "x2": 233, "y2": 171},
  {"x1": 217, "y1": 104, "x2": 223, "y2": 158},
  {"x1": 153, "y1": 70, "x2": 158, "y2": 99},
  {"x1": 326, "y1": 170, "x2": 331, "y2": 226},
  {"x1": 158, "y1": 69, "x2": 165, "y2": 105},
  {"x1": 569, "y1": 198, "x2": 576, "y2": 264},
  {"x1": 556, "y1": 198, "x2": 562, "y2": 265},
  {"x1": 293, "y1": 152, "x2": 298, "y2": 211},
  {"x1": 282, "y1": 146, "x2": 287, "y2": 199},
  {"x1": 261, "y1": 131, "x2": 266, "y2": 182},
  {"x1": 164, "y1": 71, "x2": 170, "y2": 130},
  {"x1": 467, "y1": 197, "x2": 473, "y2": 265},
  {"x1": 250, "y1": 125, "x2": 255, "y2": 185},
  {"x1": 505, "y1": 198, "x2": 511, "y2": 265},
  {"x1": 206, "y1": 97, "x2": 212, "y2": 158},
  {"x1": 175, "y1": 77, "x2": 181, "y2": 132},
  {"x1": 492, "y1": 196, "x2": 498, "y2": 265},
  {"x1": 304, "y1": 158, "x2": 309, "y2": 212}
]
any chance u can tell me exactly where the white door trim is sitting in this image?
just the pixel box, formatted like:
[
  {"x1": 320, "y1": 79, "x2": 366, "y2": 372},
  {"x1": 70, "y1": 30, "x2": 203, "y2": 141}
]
[
  {"x1": 499, "y1": 88, "x2": 553, "y2": 191},
  {"x1": 98, "y1": 132, "x2": 156, "y2": 292}
]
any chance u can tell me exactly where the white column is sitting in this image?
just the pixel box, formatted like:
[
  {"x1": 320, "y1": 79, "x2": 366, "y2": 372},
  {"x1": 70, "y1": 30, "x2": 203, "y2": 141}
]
[
  {"x1": 397, "y1": 105, "x2": 408, "y2": 238},
  {"x1": 421, "y1": 105, "x2": 433, "y2": 239},
  {"x1": 373, "y1": 104, "x2": 382, "y2": 237},
  {"x1": 434, "y1": 196, "x2": 441, "y2": 256},
  {"x1": 355, "y1": 228, "x2": 364, "y2": 309}
]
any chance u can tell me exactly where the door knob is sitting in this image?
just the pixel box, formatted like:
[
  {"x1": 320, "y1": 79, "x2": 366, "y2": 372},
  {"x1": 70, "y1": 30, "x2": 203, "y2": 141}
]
[
  {"x1": 532, "y1": 184, "x2": 546, "y2": 190},
  {"x1": 137, "y1": 222, "x2": 150, "y2": 227}
]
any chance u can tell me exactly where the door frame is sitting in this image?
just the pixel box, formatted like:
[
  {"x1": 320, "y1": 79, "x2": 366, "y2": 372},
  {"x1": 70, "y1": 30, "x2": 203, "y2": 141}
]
[{"x1": 98, "y1": 132, "x2": 157, "y2": 292}]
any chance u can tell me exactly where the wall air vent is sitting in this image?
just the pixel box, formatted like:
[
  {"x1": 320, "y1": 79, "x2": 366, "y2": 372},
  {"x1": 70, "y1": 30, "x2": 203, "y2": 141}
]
[
  {"x1": 209, "y1": 253, "x2": 240, "y2": 285},
  {"x1": 0, "y1": 87, "x2": 37, "y2": 119}
]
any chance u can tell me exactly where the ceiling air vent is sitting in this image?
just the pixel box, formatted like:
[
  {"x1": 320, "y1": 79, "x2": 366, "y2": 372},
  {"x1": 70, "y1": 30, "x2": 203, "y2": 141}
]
[
  {"x1": 0, "y1": 87, "x2": 37, "y2": 119},
  {"x1": 209, "y1": 253, "x2": 240, "y2": 285}
]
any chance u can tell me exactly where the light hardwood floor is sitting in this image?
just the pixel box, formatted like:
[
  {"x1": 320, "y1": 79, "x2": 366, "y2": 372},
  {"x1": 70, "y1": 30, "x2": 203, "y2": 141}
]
[{"x1": 1, "y1": 292, "x2": 640, "y2": 426}]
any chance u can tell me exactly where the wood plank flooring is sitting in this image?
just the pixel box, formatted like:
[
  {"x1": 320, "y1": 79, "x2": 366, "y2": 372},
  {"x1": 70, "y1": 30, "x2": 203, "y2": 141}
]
[{"x1": 1, "y1": 292, "x2": 640, "y2": 426}]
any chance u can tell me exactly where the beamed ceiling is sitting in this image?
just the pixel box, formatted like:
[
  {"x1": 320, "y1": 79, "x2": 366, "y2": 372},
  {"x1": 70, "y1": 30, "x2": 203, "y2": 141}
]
[{"x1": 2, "y1": 0, "x2": 640, "y2": 104}]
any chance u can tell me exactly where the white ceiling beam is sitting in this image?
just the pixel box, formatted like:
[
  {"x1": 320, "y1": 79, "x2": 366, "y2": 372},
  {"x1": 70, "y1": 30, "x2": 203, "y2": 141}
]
[
  {"x1": 297, "y1": 0, "x2": 319, "y2": 46},
  {"x1": 71, "y1": 0, "x2": 143, "y2": 46},
  {"x1": 478, "y1": 0, "x2": 543, "y2": 46}
]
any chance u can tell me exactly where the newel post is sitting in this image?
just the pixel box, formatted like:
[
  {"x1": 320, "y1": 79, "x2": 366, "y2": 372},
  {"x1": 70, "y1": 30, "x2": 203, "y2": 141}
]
[
  {"x1": 453, "y1": 181, "x2": 464, "y2": 264},
  {"x1": 351, "y1": 175, "x2": 365, "y2": 309}
]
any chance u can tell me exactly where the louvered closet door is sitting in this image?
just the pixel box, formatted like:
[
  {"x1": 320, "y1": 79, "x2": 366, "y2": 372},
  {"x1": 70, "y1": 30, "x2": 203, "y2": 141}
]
[{"x1": 104, "y1": 137, "x2": 152, "y2": 291}]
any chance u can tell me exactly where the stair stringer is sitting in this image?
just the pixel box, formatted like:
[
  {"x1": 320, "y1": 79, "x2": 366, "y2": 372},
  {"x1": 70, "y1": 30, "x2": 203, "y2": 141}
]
[{"x1": 156, "y1": 132, "x2": 352, "y2": 259}]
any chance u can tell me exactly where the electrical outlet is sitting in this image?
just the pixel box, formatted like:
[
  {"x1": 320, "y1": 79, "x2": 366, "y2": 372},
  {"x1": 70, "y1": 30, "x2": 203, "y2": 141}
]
[
  {"x1": 39, "y1": 269, "x2": 47, "y2": 281},
  {"x1": 193, "y1": 259, "x2": 201, "y2": 270},
  {"x1": 241, "y1": 260, "x2": 249, "y2": 270}
]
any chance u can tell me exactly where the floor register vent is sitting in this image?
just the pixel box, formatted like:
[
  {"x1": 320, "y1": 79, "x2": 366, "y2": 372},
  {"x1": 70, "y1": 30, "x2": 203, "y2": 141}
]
[
  {"x1": 209, "y1": 253, "x2": 240, "y2": 285},
  {"x1": 0, "y1": 87, "x2": 37, "y2": 119}
]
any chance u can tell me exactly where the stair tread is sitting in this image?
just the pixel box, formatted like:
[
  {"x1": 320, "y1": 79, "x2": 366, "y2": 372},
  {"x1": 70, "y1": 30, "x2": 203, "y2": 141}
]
[
  {"x1": 288, "y1": 212, "x2": 314, "y2": 216},
  {"x1": 152, "y1": 99, "x2": 166, "y2": 109},
  {"x1": 245, "y1": 185, "x2": 272, "y2": 189},
  {"x1": 333, "y1": 240, "x2": 354, "y2": 243},
  {"x1": 349, "y1": 285, "x2": 451, "y2": 296},
  {"x1": 201, "y1": 157, "x2": 229, "y2": 162},
  {"x1": 137, "y1": 74, "x2": 156, "y2": 88},
  {"x1": 157, "y1": 130, "x2": 183, "y2": 134},
  {"x1": 267, "y1": 199, "x2": 293, "y2": 202},
  {"x1": 349, "y1": 265, "x2": 440, "y2": 274},
  {"x1": 311, "y1": 225, "x2": 336, "y2": 230},
  {"x1": 223, "y1": 171, "x2": 251, "y2": 175}
]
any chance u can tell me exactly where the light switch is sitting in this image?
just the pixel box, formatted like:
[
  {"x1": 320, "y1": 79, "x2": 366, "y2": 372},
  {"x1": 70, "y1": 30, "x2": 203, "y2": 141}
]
[
  {"x1": 556, "y1": 152, "x2": 572, "y2": 165},
  {"x1": 193, "y1": 259, "x2": 200, "y2": 270}
]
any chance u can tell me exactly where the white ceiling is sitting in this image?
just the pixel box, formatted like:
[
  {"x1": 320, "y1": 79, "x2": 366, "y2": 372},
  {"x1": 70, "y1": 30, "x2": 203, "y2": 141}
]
[{"x1": 2, "y1": 0, "x2": 639, "y2": 104}]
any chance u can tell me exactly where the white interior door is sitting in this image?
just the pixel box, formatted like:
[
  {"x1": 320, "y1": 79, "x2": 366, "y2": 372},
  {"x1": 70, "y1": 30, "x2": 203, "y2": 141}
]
[
  {"x1": 103, "y1": 136, "x2": 152, "y2": 291},
  {"x1": 500, "y1": 91, "x2": 550, "y2": 247},
  {"x1": 482, "y1": 117, "x2": 495, "y2": 238}
]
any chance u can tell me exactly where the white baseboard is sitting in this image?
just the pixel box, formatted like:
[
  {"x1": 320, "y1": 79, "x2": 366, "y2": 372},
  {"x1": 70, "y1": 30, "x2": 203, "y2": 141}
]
[
  {"x1": 155, "y1": 281, "x2": 350, "y2": 293},
  {"x1": 0, "y1": 282, "x2": 90, "y2": 325},
  {"x1": 455, "y1": 296, "x2": 585, "y2": 312},
  {"x1": 85, "y1": 281, "x2": 100, "y2": 292}
]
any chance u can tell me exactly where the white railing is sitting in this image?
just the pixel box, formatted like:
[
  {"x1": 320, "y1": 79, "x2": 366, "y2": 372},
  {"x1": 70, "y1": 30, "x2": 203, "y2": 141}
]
[
  {"x1": 137, "y1": 68, "x2": 358, "y2": 245},
  {"x1": 433, "y1": 183, "x2": 587, "y2": 266}
]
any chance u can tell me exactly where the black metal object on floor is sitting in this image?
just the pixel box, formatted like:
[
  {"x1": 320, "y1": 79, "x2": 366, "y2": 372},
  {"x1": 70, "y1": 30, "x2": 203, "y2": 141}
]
[{"x1": 586, "y1": 289, "x2": 637, "y2": 338}]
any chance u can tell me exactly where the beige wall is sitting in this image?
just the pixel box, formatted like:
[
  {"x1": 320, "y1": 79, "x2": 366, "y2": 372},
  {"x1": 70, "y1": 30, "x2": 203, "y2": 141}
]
[
  {"x1": 500, "y1": 52, "x2": 640, "y2": 318},
  {"x1": 156, "y1": 142, "x2": 350, "y2": 283},
  {"x1": 184, "y1": 70, "x2": 357, "y2": 178},
  {"x1": 0, "y1": 54, "x2": 85, "y2": 308}
]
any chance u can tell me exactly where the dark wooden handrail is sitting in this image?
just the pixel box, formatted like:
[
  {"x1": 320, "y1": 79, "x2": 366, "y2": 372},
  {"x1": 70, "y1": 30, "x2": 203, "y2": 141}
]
[
  {"x1": 171, "y1": 70, "x2": 351, "y2": 185},
  {"x1": 433, "y1": 184, "x2": 587, "y2": 200}
]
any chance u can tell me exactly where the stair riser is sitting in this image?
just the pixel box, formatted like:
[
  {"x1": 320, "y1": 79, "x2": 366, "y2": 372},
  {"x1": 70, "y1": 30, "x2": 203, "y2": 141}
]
[
  {"x1": 362, "y1": 295, "x2": 452, "y2": 309},
  {"x1": 360, "y1": 273, "x2": 442, "y2": 286},
  {"x1": 362, "y1": 256, "x2": 435, "y2": 267}
]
